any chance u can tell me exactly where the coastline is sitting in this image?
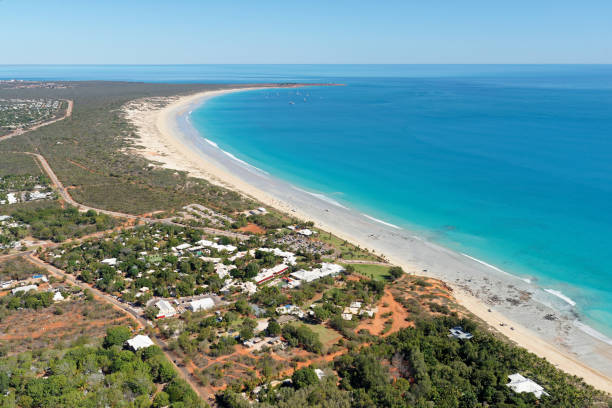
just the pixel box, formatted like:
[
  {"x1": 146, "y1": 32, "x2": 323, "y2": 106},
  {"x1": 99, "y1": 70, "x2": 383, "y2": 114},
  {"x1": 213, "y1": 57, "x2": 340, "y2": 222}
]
[{"x1": 124, "y1": 87, "x2": 612, "y2": 393}]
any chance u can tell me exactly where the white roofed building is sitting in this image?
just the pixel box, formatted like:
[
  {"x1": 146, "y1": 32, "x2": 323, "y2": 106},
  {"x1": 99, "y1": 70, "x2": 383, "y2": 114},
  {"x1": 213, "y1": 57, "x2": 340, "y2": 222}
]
[
  {"x1": 155, "y1": 300, "x2": 177, "y2": 318},
  {"x1": 290, "y1": 263, "x2": 343, "y2": 284},
  {"x1": 101, "y1": 258, "x2": 117, "y2": 266},
  {"x1": 12, "y1": 284, "x2": 37, "y2": 295},
  {"x1": 254, "y1": 264, "x2": 289, "y2": 285},
  {"x1": 506, "y1": 374, "x2": 549, "y2": 398},
  {"x1": 188, "y1": 297, "x2": 215, "y2": 312},
  {"x1": 126, "y1": 335, "x2": 155, "y2": 351}
]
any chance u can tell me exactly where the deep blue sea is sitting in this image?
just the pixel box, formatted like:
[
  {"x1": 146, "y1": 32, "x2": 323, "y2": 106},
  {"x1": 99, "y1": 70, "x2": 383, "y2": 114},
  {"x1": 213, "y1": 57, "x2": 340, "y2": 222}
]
[{"x1": 2, "y1": 65, "x2": 612, "y2": 336}]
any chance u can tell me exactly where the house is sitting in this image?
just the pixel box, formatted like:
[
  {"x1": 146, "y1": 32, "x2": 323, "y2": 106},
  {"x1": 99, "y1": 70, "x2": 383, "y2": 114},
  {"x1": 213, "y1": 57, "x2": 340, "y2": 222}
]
[
  {"x1": 275, "y1": 304, "x2": 305, "y2": 318},
  {"x1": 254, "y1": 264, "x2": 289, "y2": 285},
  {"x1": 172, "y1": 243, "x2": 192, "y2": 252},
  {"x1": 449, "y1": 326, "x2": 473, "y2": 340},
  {"x1": 506, "y1": 374, "x2": 549, "y2": 398},
  {"x1": 297, "y1": 229, "x2": 314, "y2": 236},
  {"x1": 12, "y1": 284, "x2": 37, "y2": 295},
  {"x1": 101, "y1": 258, "x2": 117, "y2": 266},
  {"x1": 53, "y1": 292, "x2": 65, "y2": 301},
  {"x1": 188, "y1": 297, "x2": 215, "y2": 312},
  {"x1": 155, "y1": 300, "x2": 177, "y2": 318},
  {"x1": 126, "y1": 335, "x2": 155, "y2": 351},
  {"x1": 341, "y1": 313, "x2": 353, "y2": 321}
]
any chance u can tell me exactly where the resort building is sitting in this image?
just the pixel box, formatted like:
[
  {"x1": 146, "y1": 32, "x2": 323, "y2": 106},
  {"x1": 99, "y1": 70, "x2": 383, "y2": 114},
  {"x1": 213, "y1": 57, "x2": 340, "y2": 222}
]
[
  {"x1": 126, "y1": 335, "x2": 155, "y2": 351},
  {"x1": 155, "y1": 299, "x2": 177, "y2": 318},
  {"x1": 101, "y1": 258, "x2": 117, "y2": 266},
  {"x1": 188, "y1": 297, "x2": 215, "y2": 312},
  {"x1": 449, "y1": 326, "x2": 474, "y2": 340},
  {"x1": 254, "y1": 264, "x2": 289, "y2": 285},
  {"x1": 289, "y1": 263, "x2": 344, "y2": 285},
  {"x1": 506, "y1": 373, "x2": 549, "y2": 398},
  {"x1": 12, "y1": 284, "x2": 37, "y2": 295}
]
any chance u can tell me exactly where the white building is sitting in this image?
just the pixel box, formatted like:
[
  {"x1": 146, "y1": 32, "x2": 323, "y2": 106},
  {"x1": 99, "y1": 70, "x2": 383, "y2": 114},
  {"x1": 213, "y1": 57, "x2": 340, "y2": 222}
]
[
  {"x1": 297, "y1": 229, "x2": 314, "y2": 236},
  {"x1": 314, "y1": 369, "x2": 326, "y2": 380},
  {"x1": 172, "y1": 243, "x2": 192, "y2": 252},
  {"x1": 254, "y1": 264, "x2": 289, "y2": 285},
  {"x1": 126, "y1": 335, "x2": 155, "y2": 351},
  {"x1": 290, "y1": 263, "x2": 343, "y2": 284},
  {"x1": 449, "y1": 326, "x2": 474, "y2": 340},
  {"x1": 12, "y1": 284, "x2": 37, "y2": 295},
  {"x1": 53, "y1": 292, "x2": 65, "y2": 301},
  {"x1": 506, "y1": 374, "x2": 549, "y2": 398},
  {"x1": 155, "y1": 300, "x2": 177, "y2": 318},
  {"x1": 196, "y1": 239, "x2": 237, "y2": 253},
  {"x1": 188, "y1": 297, "x2": 215, "y2": 312},
  {"x1": 101, "y1": 258, "x2": 117, "y2": 266},
  {"x1": 215, "y1": 263, "x2": 236, "y2": 279},
  {"x1": 257, "y1": 248, "x2": 297, "y2": 265}
]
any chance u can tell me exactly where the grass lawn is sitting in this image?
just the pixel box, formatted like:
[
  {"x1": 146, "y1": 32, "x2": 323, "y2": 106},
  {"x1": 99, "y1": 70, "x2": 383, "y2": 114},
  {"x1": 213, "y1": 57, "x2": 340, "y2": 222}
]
[
  {"x1": 342, "y1": 263, "x2": 392, "y2": 282},
  {"x1": 291, "y1": 322, "x2": 341, "y2": 350},
  {"x1": 315, "y1": 229, "x2": 381, "y2": 262}
]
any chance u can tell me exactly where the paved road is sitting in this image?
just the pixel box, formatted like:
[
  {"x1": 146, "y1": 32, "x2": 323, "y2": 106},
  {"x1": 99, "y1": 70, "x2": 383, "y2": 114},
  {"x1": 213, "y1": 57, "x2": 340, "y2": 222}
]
[{"x1": 26, "y1": 253, "x2": 209, "y2": 401}]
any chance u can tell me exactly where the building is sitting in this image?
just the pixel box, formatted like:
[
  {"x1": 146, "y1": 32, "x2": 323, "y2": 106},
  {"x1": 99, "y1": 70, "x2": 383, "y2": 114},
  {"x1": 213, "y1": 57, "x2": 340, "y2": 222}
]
[
  {"x1": 155, "y1": 300, "x2": 177, "y2": 318},
  {"x1": 275, "y1": 304, "x2": 305, "y2": 318},
  {"x1": 188, "y1": 297, "x2": 215, "y2": 312},
  {"x1": 506, "y1": 374, "x2": 549, "y2": 398},
  {"x1": 12, "y1": 284, "x2": 37, "y2": 295},
  {"x1": 172, "y1": 243, "x2": 192, "y2": 252},
  {"x1": 126, "y1": 335, "x2": 155, "y2": 351},
  {"x1": 53, "y1": 292, "x2": 65, "y2": 301},
  {"x1": 196, "y1": 239, "x2": 237, "y2": 253},
  {"x1": 257, "y1": 248, "x2": 297, "y2": 265},
  {"x1": 449, "y1": 326, "x2": 474, "y2": 340},
  {"x1": 254, "y1": 264, "x2": 289, "y2": 285},
  {"x1": 101, "y1": 258, "x2": 117, "y2": 266},
  {"x1": 297, "y1": 229, "x2": 314, "y2": 236},
  {"x1": 290, "y1": 263, "x2": 344, "y2": 284}
]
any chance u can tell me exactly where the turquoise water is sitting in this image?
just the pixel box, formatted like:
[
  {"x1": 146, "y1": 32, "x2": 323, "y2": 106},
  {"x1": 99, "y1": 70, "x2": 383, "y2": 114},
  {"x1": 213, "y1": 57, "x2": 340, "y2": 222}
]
[
  {"x1": 2, "y1": 65, "x2": 611, "y2": 336},
  {"x1": 189, "y1": 68, "x2": 612, "y2": 337}
]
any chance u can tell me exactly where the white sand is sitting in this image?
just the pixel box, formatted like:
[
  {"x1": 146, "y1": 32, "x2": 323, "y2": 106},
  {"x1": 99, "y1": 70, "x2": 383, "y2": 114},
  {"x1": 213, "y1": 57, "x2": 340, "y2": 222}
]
[{"x1": 123, "y1": 88, "x2": 612, "y2": 393}]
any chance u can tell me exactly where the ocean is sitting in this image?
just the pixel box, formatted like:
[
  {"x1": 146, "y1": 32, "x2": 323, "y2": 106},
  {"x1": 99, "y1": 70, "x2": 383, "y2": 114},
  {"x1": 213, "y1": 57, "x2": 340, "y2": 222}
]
[{"x1": 2, "y1": 64, "x2": 612, "y2": 337}]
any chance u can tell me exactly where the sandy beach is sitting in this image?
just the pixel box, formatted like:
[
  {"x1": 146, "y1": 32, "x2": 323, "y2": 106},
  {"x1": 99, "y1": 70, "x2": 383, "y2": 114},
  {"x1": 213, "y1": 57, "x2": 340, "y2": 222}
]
[{"x1": 123, "y1": 87, "x2": 612, "y2": 393}]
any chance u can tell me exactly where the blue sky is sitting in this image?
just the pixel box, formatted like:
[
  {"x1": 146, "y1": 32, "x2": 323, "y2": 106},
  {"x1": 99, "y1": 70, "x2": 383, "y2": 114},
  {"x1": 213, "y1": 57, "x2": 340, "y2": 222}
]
[{"x1": 1, "y1": 0, "x2": 610, "y2": 64}]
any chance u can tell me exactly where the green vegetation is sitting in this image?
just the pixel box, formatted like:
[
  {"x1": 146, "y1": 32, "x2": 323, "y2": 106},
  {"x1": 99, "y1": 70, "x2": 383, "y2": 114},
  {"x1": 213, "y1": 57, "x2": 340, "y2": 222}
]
[
  {"x1": 1, "y1": 290, "x2": 54, "y2": 310},
  {"x1": 0, "y1": 257, "x2": 45, "y2": 281},
  {"x1": 0, "y1": 82, "x2": 262, "y2": 215},
  {"x1": 0, "y1": 326, "x2": 207, "y2": 407},
  {"x1": 0, "y1": 98, "x2": 65, "y2": 136},
  {"x1": 281, "y1": 324, "x2": 323, "y2": 353},
  {"x1": 217, "y1": 317, "x2": 610, "y2": 408},
  {"x1": 0, "y1": 153, "x2": 41, "y2": 176},
  {"x1": 342, "y1": 263, "x2": 392, "y2": 281},
  {"x1": 10, "y1": 205, "x2": 116, "y2": 242}
]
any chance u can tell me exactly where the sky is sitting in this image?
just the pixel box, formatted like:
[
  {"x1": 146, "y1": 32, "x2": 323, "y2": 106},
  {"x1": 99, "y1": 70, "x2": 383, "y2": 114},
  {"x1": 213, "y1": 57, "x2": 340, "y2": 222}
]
[{"x1": 0, "y1": 0, "x2": 610, "y2": 64}]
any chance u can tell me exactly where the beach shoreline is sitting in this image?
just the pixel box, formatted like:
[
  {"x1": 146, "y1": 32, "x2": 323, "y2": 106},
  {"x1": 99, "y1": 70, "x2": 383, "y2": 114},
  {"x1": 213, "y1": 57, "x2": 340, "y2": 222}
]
[{"x1": 123, "y1": 87, "x2": 612, "y2": 393}]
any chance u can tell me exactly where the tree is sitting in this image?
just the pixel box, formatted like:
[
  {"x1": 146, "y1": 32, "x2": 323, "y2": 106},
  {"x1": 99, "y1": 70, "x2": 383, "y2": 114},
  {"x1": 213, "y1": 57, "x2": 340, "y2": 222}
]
[
  {"x1": 144, "y1": 305, "x2": 160, "y2": 321},
  {"x1": 292, "y1": 367, "x2": 319, "y2": 389},
  {"x1": 104, "y1": 326, "x2": 131, "y2": 348},
  {"x1": 389, "y1": 266, "x2": 404, "y2": 280},
  {"x1": 239, "y1": 319, "x2": 257, "y2": 341},
  {"x1": 265, "y1": 319, "x2": 281, "y2": 337}
]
